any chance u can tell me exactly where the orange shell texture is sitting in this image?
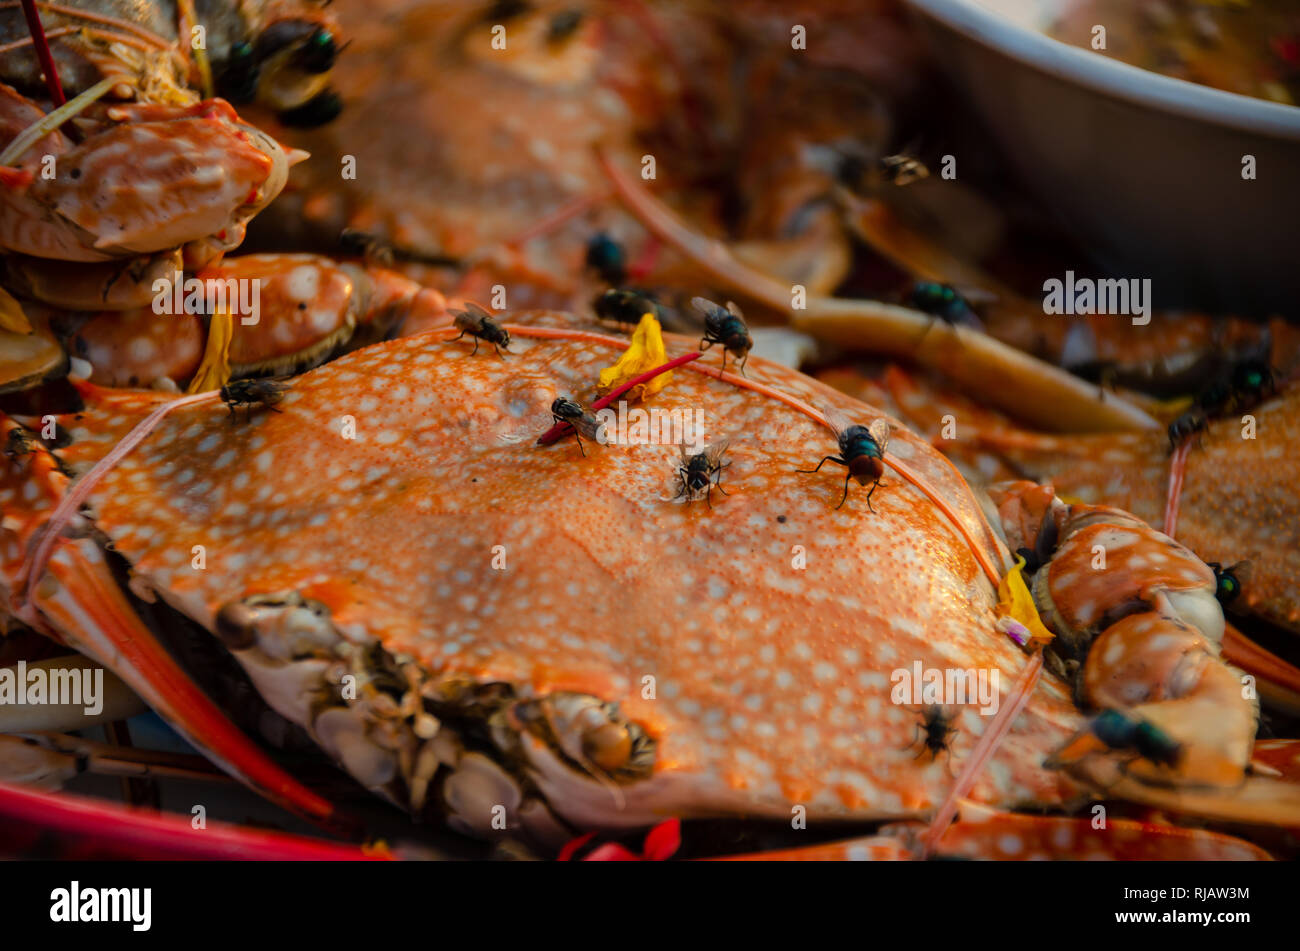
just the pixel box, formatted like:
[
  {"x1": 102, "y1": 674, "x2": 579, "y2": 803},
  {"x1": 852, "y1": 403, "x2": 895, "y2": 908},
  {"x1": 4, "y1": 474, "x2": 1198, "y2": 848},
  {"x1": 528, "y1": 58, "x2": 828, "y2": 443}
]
[
  {"x1": 26, "y1": 116, "x2": 274, "y2": 260},
  {"x1": 56, "y1": 321, "x2": 1084, "y2": 820}
]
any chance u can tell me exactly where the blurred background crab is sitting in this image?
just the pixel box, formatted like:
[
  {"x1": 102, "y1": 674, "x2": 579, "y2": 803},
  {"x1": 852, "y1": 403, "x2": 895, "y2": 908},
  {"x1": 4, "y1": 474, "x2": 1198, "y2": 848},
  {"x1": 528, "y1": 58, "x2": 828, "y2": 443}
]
[{"x1": 1, "y1": 0, "x2": 1299, "y2": 860}]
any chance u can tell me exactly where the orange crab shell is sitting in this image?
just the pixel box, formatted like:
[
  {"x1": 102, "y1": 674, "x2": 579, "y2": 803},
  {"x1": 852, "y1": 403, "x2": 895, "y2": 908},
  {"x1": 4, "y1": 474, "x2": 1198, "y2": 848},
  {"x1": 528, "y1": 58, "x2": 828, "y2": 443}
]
[
  {"x1": 1041, "y1": 517, "x2": 1217, "y2": 634},
  {"x1": 1084, "y1": 611, "x2": 1216, "y2": 709},
  {"x1": 64, "y1": 254, "x2": 448, "y2": 387},
  {"x1": 0, "y1": 84, "x2": 69, "y2": 172},
  {"x1": 35, "y1": 322, "x2": 1086, "y2": 827},
  {"x1": 1, "y1": 96, "x2": 301, "y2": 263}
]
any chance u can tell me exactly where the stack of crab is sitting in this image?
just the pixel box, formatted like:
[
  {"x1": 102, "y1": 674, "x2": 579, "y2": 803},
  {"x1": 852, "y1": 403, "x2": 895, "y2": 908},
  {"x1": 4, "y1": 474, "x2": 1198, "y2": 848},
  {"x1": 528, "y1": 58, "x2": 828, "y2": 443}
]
[{"x1": 1, "y1": 0, "x2": 1299, "y2": 861}]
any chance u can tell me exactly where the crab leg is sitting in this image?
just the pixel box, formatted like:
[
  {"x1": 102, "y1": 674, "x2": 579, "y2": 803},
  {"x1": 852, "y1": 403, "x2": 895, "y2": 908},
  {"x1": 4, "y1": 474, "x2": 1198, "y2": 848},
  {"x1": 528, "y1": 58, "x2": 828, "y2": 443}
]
[
  {"x1": 597, "y1": 148, "x2": 1158, "y2": 434},
  {"x1": 973, "y1": 428, "x2": 1300, "y2": 707},
  {"x1": 1222, "y1": 623, "x2": 1300, "y2": 716},
  {"x1": 991, "y1": 482, "x2": 1300, "y2": 824},
  {"x1": 1251, "y1": 740, "x2": 1300, "y2": 782},
  {"x1": 1, "y1": 731, "x2": 231, "y2": 787},
  {"x1": 1163, "y1": 438, "x2": 1193, "y2": 536},
  {"x1": 0, "y1": 25, "x2": 75, "y2": 57},
  {"x1": 711, "y1": 836, "x2": 912, "y2": 862},
  {"x1": 0, "y1": 780, "x2": 385, "y2": 860},
  {"x1": 29, "y1": 536, "x2": 343, "y2": 827}
]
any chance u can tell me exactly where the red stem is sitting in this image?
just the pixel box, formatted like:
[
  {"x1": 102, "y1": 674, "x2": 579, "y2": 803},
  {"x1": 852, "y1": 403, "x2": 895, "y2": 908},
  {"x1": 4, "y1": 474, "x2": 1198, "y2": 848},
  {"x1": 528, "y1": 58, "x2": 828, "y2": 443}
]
[
  {"x1": 19, "y1": 0, "x2": 66, "y2": 106},
  {"x1": 536, "y1": 350, "x2": 702, "y2": 445}
]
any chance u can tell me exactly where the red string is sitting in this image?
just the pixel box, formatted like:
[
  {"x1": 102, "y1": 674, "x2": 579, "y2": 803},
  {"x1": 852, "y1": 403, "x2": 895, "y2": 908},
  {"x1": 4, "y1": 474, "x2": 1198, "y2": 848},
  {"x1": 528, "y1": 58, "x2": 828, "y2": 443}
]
[{"x1": 536, "y1": 350, "x2": 702, "y2": 445}]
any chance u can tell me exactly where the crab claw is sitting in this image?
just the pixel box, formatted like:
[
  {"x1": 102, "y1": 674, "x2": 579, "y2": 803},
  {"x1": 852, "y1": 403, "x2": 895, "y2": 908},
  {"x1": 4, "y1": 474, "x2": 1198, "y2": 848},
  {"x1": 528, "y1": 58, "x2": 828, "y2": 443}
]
[
  {"x1": 28, "y1": 537, "x2": 343, "y2": 829},
  {"x1": 1066, "y1": 608, "x2": 1256, "y2": 788},
  {"x1": 985, "y1": 481, "x2": 1300, "y2": 825},
  {"x1": 282, "y1": 146, "x2": 312, "y2": 167},
  {"x1": 1043, "y1": 608, "x2": 1300, "y2": 825}
]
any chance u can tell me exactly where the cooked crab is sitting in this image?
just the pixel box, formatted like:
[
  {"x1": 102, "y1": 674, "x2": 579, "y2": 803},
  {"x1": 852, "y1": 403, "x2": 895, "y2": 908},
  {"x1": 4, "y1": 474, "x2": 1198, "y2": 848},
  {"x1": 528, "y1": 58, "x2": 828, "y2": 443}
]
[{"x1": 3, "y1": 320, "x2": 1296, "y2": 856}]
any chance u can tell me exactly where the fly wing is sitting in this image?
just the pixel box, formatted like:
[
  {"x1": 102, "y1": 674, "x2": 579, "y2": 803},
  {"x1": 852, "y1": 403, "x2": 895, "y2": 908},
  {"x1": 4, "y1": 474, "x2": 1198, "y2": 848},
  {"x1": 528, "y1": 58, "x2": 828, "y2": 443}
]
[
  {"x1": 702, "y1": 439, "x2": 731, "y2": 469},
  {"x1": 1227, "y1": 560, "x2": 1254, "y2": 585},
  {"x1": 576, "y1": 411, "x2": 606, "y2": 443},
  {"x1": 691, "y1": 296, "x2": 726, "y2": 323},
  {"x1": 820, "y1": 405, "x2": 856, "y2": 442},
  {"x1": 451, "y1": 308, "x2": 475, "y2": 332},
  {"x1": 868, "y1": 418, "x2": 893, "y2": 456}
]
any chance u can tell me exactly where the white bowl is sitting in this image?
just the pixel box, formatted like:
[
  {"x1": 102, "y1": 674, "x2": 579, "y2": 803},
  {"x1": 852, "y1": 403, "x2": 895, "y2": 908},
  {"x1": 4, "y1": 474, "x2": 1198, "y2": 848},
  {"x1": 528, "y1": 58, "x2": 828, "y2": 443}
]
[{"x1": 904, "y1": 0, "x2": 1300, "y2": 314}]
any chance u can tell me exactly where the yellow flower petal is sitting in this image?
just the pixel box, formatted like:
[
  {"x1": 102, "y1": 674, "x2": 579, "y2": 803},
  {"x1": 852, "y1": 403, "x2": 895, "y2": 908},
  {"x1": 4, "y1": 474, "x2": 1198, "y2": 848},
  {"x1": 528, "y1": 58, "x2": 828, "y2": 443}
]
[
  {"x1": 187, "y1": 310, "x2": 234, "y2": 394},
  {"x1": 598, "y1": 312, "x2": 671, "y2": 401},
  {"x1": 995, "y1": 554, "x2": 1054, "y2": 649}
]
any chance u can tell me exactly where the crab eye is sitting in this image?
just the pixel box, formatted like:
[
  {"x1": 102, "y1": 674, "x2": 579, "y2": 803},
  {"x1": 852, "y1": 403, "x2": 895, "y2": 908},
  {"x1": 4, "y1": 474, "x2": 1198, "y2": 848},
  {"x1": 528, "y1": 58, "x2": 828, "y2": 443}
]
[
  {"x1": 580, "y1": 717, "x2": 634, "y2": 771},
  {"x1": 514, "y1": 693, "x2": 655, "y2": 779},
  {"x1": 215, "y1": 592, "x2": 340, "y2": 658}
]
